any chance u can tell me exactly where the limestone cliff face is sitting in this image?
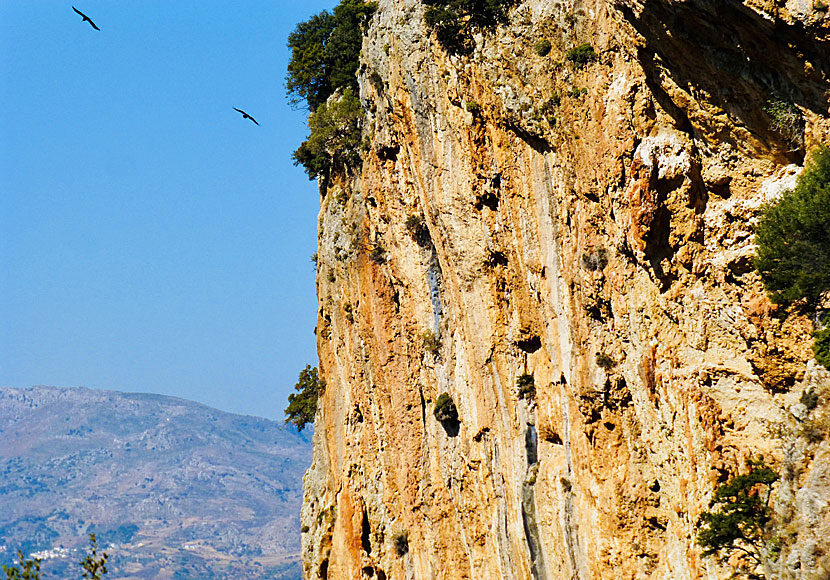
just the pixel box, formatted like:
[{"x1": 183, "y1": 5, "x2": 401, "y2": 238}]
[{"x1": 301, "y1": 1, "x2": 830, "y2": 578}]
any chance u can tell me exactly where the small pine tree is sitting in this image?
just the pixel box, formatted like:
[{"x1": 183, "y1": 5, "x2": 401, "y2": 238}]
[
  {"x1": 697, "y1": 458, "x2": 779, "y2": 579},
  {"x1": 284, "y1": 365, "x2": 324, "y2": 431}
]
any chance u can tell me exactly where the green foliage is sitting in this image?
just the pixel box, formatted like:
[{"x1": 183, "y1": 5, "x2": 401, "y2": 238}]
[
  {"x1": 433, "y1": 392, "x2": 458, "y2": 422},
  {"x1": 813, "y1": 321, "x2": 830, "y2": 371},
  {"x1": 423, "y1": 0, "x2": 518, "y2": 53},
  {"x1": 534, "y1": 38, "x2": 552, "y2": 57},
  {"x1": 764, "y1": 99, "x2": 804, "y2": 148},
  {"x1": 801, "y1": 388, "x2": 820, "y2": 410},
  {"x1": 369, "y1": 241, "x2": 386, "y2": 264},
  {"x1": 286, "y1": 0, "x2": 377, "y2": 111},
  {"x1": 3, "y1": 535, "x2": 107, "y2": 580},
  {"x1": 697, "y1": 458, "x2": 779, "y2": 578},
  {"x1": 81, "y1": 534, "x2": 108, "y2": 580},
  {"x1": 566, "y1": 43, "x2": 597, "y2": 68},
  {"x1": 293, "y1": 89, "x2": 364, "y2": 179},
  {"x1": 517, "y1": 373, "x2": 535, "y2": 399},
  {"x1": 754, "y1": 145, "x2": 830, "y2": 308},
  {"x1": 595, "y1": 352, "x2": 615, "y2": 371},
  {"x1": 284, "y1": 365, "x2": 324, "y2": 431},
  {"x1": 465, "y1": 101, "x2": 481, "y2": 116},
  {"x1": 421, "y1": 330, "x2": 440, "y2": 355},
  {"x1": 3, "y1": 551, "x2": 40, "y2": 580}
]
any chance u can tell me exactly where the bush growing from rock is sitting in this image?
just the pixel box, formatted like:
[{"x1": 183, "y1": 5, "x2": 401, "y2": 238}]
[
  {"x1": 566, "y1": 43, "x2": 597, "y2": 68},
  {"x1": 433, "y1": 392, "x2": 458, "y2": 422},
  {"x1": 517, "y1": 373, "x2": 535, "y2": 399},
  {"x1": 284, "y1": 365, "x2": 324, "y2": 430},
  {"x1": 754, "y1": 145, "x2": 830, "y2": 309},
  {"x1": 534, "y1": 38, "x2": 552, "y2": 57},
  {"x1": 697, "y1": 458, "x2": 779, "y2": 579}
]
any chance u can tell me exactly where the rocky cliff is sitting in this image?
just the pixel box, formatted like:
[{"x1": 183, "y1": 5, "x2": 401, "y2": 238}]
[{"x1": 301, "y1": 0, "x2": 830, "y2": 578}]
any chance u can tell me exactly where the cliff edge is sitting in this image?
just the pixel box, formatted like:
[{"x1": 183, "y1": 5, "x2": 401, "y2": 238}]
[{"x1": 302, "y1": 0, "x2": 830, "y2": 578}]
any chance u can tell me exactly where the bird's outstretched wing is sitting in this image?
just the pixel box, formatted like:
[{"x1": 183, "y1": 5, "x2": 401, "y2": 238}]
[
  {"x1": 234, "y1": 107, "x2": 259, "y2": 125},
  {"x1": 72, "y1": 6, "x2": 100, "y2": 30}
]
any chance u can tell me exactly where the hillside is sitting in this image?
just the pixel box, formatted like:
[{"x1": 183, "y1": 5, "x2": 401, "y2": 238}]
[{"x1": 0, "y1": 386, "x2": 310, "y2": 580}]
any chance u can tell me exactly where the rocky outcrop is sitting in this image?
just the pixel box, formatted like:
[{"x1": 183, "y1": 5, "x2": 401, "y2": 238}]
[{"x1": 302, "y1": 0, "x2": 830, "y2": 578}]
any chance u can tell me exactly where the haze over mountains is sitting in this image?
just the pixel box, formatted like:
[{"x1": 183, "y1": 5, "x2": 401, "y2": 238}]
[{"x1": 0, "y1": 386, "x2": 311, "y2": 579}]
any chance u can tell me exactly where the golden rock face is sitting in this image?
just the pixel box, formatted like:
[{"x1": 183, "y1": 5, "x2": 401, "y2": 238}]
[{"x1": 301, "y1": 1, "x2": 830, "y2": 578}]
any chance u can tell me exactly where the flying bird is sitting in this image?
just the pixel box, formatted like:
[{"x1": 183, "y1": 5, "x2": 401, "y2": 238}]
[
  {"x1": 72, "y1": 6, "x2": 100, "y2": 30},
  {"x1": 234, "y1": 107, "x2": 259, "y2": 126}
]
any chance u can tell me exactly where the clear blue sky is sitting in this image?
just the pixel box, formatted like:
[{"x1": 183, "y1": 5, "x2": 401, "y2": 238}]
[{"x1": 1, "y1": 1, "x2": 334, "y2": 420}]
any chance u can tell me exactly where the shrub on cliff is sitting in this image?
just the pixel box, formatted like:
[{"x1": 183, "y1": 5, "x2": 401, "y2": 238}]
[
  {"x1": 293, "y1": 89, "x2": 364, "y2": 179},
  {"x1": 566, "y1": 43, "x2": 597, "y2": 68},
  {"x1": 433, "y1": 392, "x2": 458, "y2": 422},
  {"x1": 284, "y1": 365, "x2": 324, "y2": 431},
  {"x1": 423, "y1": 0, "x2": 518, "y2": 54},
  {"x1": 754, "y1": 145, "x2": 830, "y2": 309},
  {"x1": 697, "y1": 458, "x2": 779, "y2": 579}
]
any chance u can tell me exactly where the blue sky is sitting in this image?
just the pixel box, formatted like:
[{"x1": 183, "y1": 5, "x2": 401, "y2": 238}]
[{"x1": 1, "y1": 1, "x2": 334, "y2": 419}]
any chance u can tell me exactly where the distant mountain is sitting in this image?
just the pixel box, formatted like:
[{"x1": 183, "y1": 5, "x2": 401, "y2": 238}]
[{"x1": 0, "y1": 386, "x2": 311, "y2": 580}]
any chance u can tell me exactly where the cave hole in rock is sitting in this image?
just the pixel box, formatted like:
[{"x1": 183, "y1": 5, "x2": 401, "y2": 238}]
[
  {"x1": 650, "y1": 480, "x2": 661, "y2": 492},
  {"x1": 361, "y1": 510, "x2": 372, "y2": 555},
  {"x1": 545, "y1": 431, "x2": 563, "y2": 445},
  {"x1": 604, "y1": 421, "x2": 616, "y2": 431},
  {"x1": 517, "y1": 335, "x2": 542, "y2": 353},
  {"x1": 377, "y1": 571, "x2": 387, "y2": 580},
  {"x1": 363, "y1": 566, "x2": 375, "y2": 577},
  {"x1": 475, "y1": 191, "x2": 499, "y2": 210},
  {"x1": 377, "y1": 144, "x2": 400, "y2": 161},
  {"x1": 320, "y1": 559, "x2": 329, "y2": 580}
]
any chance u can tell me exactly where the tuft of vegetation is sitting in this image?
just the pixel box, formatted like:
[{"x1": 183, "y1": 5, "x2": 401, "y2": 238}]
[
  {"x1": 423, "y1": 0, "x2": 518, "y2": 54},
  {"x1": 405, "y1": 214, "x2": 432, "y2": 247},
  {"x1": 293, "y1": 88, "x2": 364, "y2": 180},
  {"x1": 369, "y1": 241, "x2": 387, "y2": 264},
  {"x1": 697, "y1": 458, "x2": 779, "y2": 579},
  {"x1": 754, "y1": 145, "x2": 830, "y2": 309},
  {"x1": 284, "y1": 365, "x2": 325, "y2": 431},
  {"x1": 422, "y1": 330, "x2": 441, "y2": 355},
  {"x1": 566, "y1": 43, "x2": 597, "y2": 68},
  {"x1": 764, "y1": 99, "x2": 804, "y2": 148},
  {"x1": 465, "y1": 101, "x2": 481, "y2": 116},
  {"x1": 392, "y1": 532, "x2": 409, "y2": 556},
  {"x1": 813, "y1": 318, "x2": 830, "y2": 371},
  {"x1": 815, "y1": 0, "x2": 829, "y2": 12},
  {"x1": 517, "y1": 373, "x2": 535, "y2": 399},
  {"x1": 596, "y1": 352, "x2": 616, "y2": 371},
  {"x1": 800, "y1": 388, "x2": 820, "y2": 410},
  {"x1": 433, "y1": 392, "x2": 459, "y2": 422},
  {"x1": 534, "y1": 38, "x2": 552, "y2": 57}
]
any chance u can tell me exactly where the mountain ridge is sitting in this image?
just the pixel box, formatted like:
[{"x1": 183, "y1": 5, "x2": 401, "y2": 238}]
[{"x1": 0, "y1": 385, "x2": 310, "y2": 580}]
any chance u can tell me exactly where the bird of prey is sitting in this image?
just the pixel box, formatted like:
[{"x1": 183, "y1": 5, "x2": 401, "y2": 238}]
[
  {"x1": 72, "y1": 6, "x2": 100, "y2": 30},
  {"x1": 234, "y1": 107, "x2": 260, "y2": 126}
]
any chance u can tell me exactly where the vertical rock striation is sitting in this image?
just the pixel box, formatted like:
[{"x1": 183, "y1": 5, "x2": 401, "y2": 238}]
[{"x1": 301, "y1": 0, "x2": 830, "y2": 578}]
